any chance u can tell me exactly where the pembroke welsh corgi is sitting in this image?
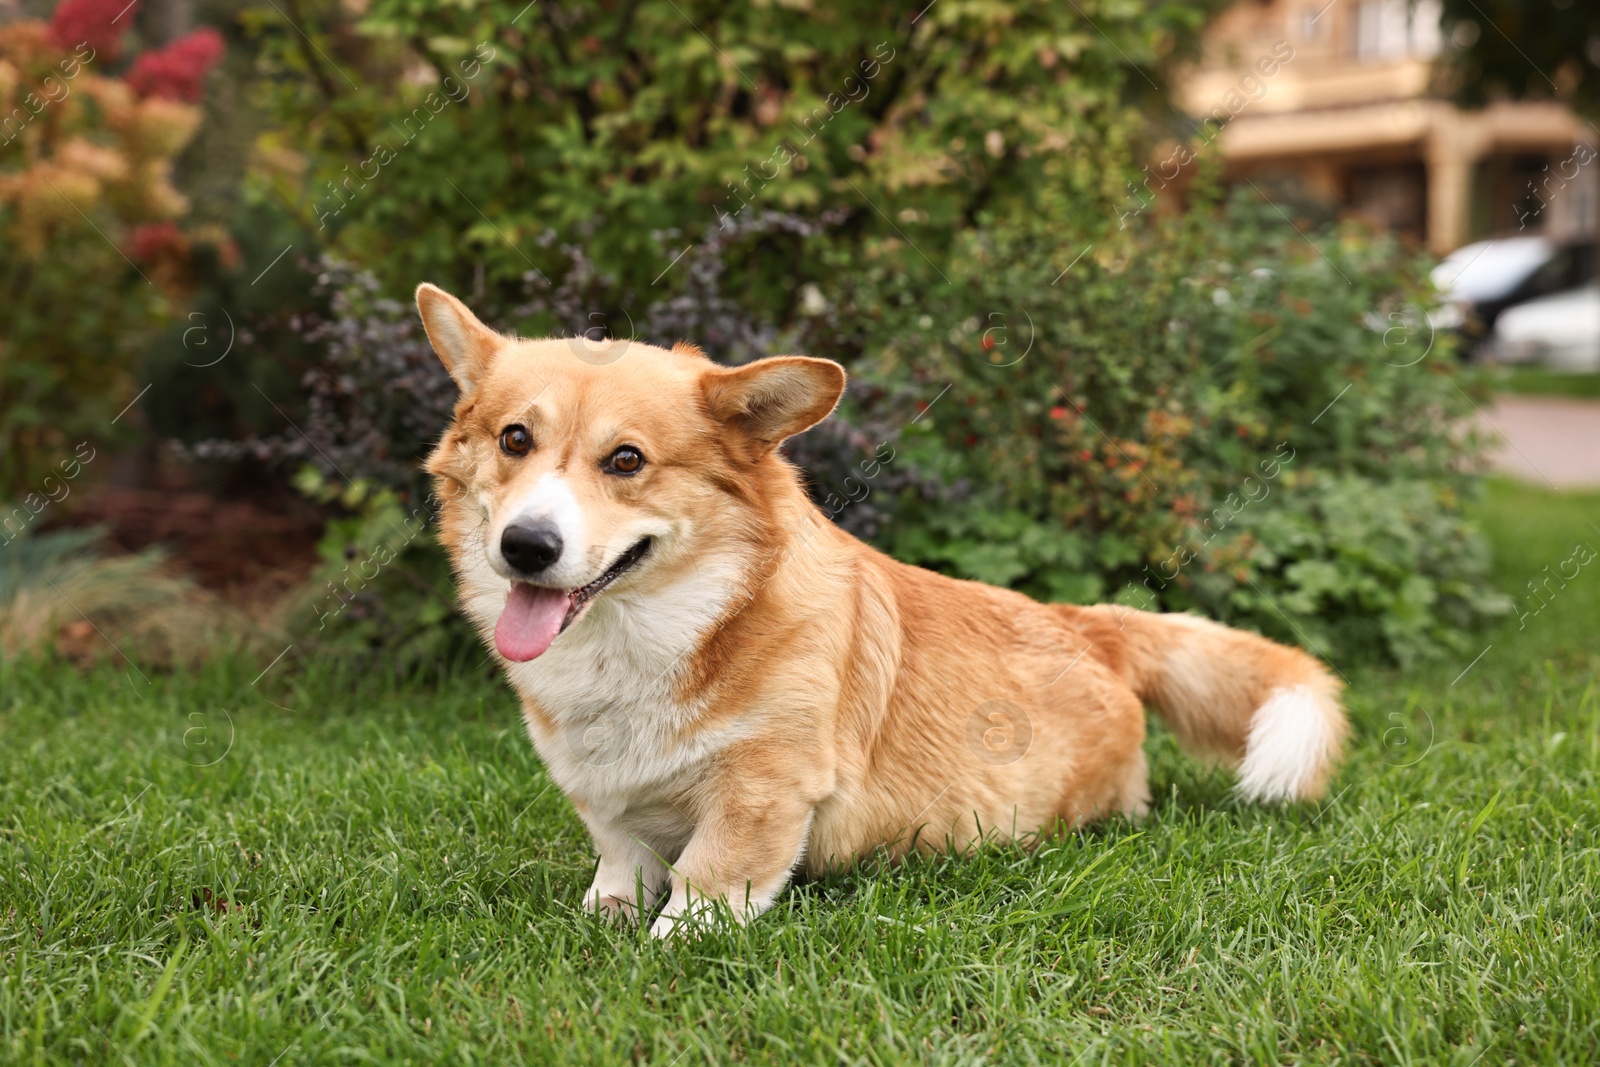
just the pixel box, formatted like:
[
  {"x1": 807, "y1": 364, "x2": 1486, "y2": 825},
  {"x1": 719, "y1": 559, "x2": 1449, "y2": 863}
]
[{"x1": 416, "y1": 283, "x2": 1347, "y2": 937}]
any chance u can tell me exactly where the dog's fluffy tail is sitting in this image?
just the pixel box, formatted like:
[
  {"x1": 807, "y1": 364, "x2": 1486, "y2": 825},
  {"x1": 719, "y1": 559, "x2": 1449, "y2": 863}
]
[{"x1": 1060, "y1": 606, "x2": 1347, "y2": 802}]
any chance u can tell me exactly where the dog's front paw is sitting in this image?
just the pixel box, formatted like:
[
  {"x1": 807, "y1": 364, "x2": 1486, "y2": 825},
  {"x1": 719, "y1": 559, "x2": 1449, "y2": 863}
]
[
  {"x1": 586, "y1": 892, "x2": 633, "y2": 918},
  {"x1": 583, "y1": 882, "x2": 646, "y2": 922},
  {"x1": 649, "y1": 910, "x2": 711, "y2": 940},
  {"x1": 649, "y1": 893, "x2": 722, "y2": 939}
]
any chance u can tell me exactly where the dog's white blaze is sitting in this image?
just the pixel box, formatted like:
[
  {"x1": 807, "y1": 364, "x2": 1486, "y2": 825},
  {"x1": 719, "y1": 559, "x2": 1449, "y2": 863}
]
[
  {"x1": 493, "y1": 472, "x2": 589, "y2": 584},
  {"x1": 1235, "y1": 684, "x2": 1340, "y2": 802}
]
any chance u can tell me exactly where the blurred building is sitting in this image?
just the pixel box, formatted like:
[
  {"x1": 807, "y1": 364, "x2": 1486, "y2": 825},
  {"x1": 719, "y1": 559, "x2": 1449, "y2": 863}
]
[{"x1": 1178, "y1": 0, "x2": 1598, "y2": 254}]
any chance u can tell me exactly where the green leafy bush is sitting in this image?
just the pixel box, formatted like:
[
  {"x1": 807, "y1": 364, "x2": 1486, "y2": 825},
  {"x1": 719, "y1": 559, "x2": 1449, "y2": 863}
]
[
  {"x1": 218, "y1": 0, "x2": 1505, "y2": 669},
  {"x1": 819, "y1": 192, "x2": 1509, "y2": 666},
  {"x1": 284, "y1": 469, "x2": 476, "y2": 677},
  {"x1": 1229, "y1": 475, "x2": 1506, "y2": 668},
  {"x1": 236, "y1": 191, "x2": 1508, "y2": 669},
  {"x1": 248, "y1": 0, "x2": 1224, "y2": 309}
]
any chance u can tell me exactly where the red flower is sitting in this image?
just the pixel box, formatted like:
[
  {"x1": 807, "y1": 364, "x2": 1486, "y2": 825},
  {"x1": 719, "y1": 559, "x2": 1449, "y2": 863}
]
[
  {"x1": 981, "y1": 333, "x2": 996, "y2": 352},
  {"x1": 129, "y1": 221, "x2": 186, "y2": 263},
  {"x1": 1078, "y1": 449, "x2": 1092, "y2": 462},
  {"x1": 49, "y1": 0, "x2": 138, "y2": 59},
  {"x1": 126, "y1": 27, "x2": 225, "y2": 102},
  {"x1": 1049, "y1": 405, "x2": 1067, "y2": 420}
]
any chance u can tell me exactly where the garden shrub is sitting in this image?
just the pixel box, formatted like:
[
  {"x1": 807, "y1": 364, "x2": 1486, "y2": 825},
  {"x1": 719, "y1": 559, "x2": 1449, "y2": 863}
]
[
  {"x1": 180, "y1": 262, "x2": 478, "y2": 672},
  {"x1": 282, "y1": 468, "x2": 473, "y2": 677},
  {"x1": 184, "y1": 258, "x2": 454, "y2": 503},
  {"x1": 137, "y1": 200, "x2": 332, "y2": 472},
  {"x1": 206, "y1": 0, "x2": 1506, "y2": 669},
  {"x1": 815, "y1": 192, "x2": 1510, "y2": 667},
  {"x1": 0, "y1": 1, "x2": 223, "y2": 496},
  {"x1": 218, "y1": 193, "x2": 1509, "y2": 669},
  {"x1": 248, "y1": 0, "x2": 1226, "y2": 307}
]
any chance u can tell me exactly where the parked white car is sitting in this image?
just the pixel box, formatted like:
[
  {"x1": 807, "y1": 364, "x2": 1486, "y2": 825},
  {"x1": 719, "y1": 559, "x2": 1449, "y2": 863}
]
[
  {"x1": 1429, "y1": 236, "x2": 1598, "y2": 359},
  {"x1": 1431, "y1": 236, "x2": 1553, "y2": 308},
  {"x1": 1487, "y1": 282, "x2": 1600, "y2": 371}
]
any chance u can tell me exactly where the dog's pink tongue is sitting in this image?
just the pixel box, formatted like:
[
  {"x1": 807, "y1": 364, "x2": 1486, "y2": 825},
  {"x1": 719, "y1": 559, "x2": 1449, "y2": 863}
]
[{"x1": 495, "y1": 583, "x2": 570, "y2": 662}]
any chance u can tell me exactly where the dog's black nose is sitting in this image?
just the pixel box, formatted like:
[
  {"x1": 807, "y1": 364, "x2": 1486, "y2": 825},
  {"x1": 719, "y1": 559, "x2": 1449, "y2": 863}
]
[{"x1": 501, "y1": 522, "x2": 563, "y2": 575}]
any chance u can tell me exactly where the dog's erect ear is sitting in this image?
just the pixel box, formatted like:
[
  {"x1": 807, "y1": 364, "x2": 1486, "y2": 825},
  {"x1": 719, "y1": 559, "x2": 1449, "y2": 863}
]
[
  {"x1": 415, "y1": 283, "x2": 503, "y2": 395},
  {"x1": 702, "y1": 356, "x2": 846, "y2": 460}
]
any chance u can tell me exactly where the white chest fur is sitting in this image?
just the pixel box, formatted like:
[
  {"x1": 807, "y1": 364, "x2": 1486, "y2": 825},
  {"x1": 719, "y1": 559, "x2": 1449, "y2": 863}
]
[{"x1": 461, "y1": 554, "x2": 750, "y2": 819}]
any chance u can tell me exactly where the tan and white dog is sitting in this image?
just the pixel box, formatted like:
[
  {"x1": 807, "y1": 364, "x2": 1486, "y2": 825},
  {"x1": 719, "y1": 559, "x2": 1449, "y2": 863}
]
[{"x1": 416, "y1": 283, "x2": 1348, "y2": 937}]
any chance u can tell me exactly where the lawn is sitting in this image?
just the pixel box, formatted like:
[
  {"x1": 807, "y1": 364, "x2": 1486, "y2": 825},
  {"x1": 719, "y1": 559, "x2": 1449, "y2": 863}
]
[
  {"x1": 2, "y1": 480, "x2": 1597, "y2": 1066},
  {"x1": 1487, "y1": 366, "x2": 1600, "y2": 400}
]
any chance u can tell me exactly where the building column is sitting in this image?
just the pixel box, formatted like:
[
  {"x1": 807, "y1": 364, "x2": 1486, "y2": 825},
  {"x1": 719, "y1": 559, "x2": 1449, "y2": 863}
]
[{"x1": 1426, "y1": 107, "x2": 1478, "y2": 254}]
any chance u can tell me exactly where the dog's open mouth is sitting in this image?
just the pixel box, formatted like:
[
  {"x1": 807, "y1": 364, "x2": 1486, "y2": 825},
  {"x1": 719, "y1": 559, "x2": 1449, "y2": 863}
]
[{"x1": 494, "y1": 538, "x2": 651, "y2": 662}]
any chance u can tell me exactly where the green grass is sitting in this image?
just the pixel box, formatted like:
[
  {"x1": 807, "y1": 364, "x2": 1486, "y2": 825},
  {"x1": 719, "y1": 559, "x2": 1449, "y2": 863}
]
[
  {"x1": 3, "y1": 480, "x2": 1598, "y2": 1065},
  {"x1": 1487, "y1": 365, "x2": 1600, "y2": 400}
]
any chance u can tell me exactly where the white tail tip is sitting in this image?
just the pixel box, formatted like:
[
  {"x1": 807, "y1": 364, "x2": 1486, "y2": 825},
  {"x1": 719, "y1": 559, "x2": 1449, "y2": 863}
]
[{"x1": 1235, "y1": 684, "x2": 1342, "y2": 803}]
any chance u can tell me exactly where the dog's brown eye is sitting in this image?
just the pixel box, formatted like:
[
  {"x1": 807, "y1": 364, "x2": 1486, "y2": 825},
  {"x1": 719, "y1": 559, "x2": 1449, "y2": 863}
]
[
  {"x1": 605, "y1": 446, "x2": 644, "y2": 475},
  {"x1": 500, "y1": 425, "x2": 532, "y2": 456}
]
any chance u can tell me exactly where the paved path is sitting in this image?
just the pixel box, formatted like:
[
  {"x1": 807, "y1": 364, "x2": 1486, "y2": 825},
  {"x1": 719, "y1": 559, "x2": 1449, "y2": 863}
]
[{"x1": 1478, "y1": 395, "x2": 1600, "y2": 489}]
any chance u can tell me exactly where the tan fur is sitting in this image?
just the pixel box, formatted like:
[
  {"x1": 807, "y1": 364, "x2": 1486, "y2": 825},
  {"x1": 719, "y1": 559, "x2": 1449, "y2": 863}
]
[{"x1": 415, "y1": 284, "x2": 1349, "y2": 936}]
